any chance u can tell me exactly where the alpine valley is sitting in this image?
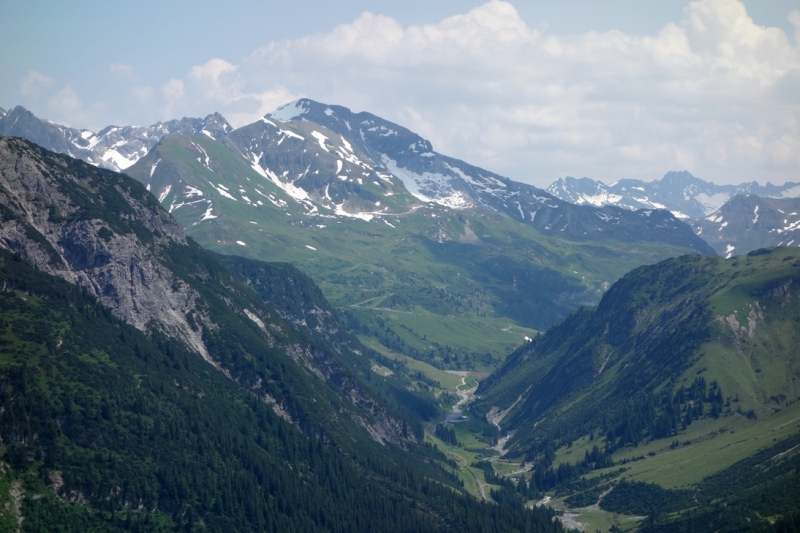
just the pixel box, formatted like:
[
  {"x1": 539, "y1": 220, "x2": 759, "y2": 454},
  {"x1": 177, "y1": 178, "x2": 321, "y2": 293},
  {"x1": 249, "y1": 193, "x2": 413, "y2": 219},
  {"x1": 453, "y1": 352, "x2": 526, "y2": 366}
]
[
  {"x1": 0, "y1": 136, "x2": 562, "y2": 532},
  {"x1": 0, "y1": 101, "x2": 713, "y2": 371},
  {"x1": 0, "y1": 99, "x2": 798, "y2": 532}
]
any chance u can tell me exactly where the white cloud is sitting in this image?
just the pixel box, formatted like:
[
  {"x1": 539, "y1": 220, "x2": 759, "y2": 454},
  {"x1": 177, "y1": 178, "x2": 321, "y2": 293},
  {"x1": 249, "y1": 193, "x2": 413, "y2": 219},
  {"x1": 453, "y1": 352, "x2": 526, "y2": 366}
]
[
  {"x1": 182, "y1": 58, "x2": 297, "y2": 125},
  {"x1": 188, "y1": 59, "x2": 239, "y2": 102},
  {"x1": 19, "y1": 71, "x2": 53, "y2": 96},
  {"x1": 109, "y1": 63, "x2": 137, "y2": 81},
  {"x1": 790, "y1": 10, "x2": 800, "y2": 46},
  {"x1": 160, "y1": 78, "x2": 184, "y2": 117},
  {"x1": 49, "y1": 85, "x2": 82, "y2": 113},
  {"x1": 160, "y1": 78, "x2": 184, "y2": 101},
  {"x1": 131, "y1": 85, "x2": 155, "y2": 103},
  {"x1": 169, "y1": 0, "x2": 795, "y2": 186},
  {"x1": 42, "y1": 85, "x2": 89, "y2": 128}
]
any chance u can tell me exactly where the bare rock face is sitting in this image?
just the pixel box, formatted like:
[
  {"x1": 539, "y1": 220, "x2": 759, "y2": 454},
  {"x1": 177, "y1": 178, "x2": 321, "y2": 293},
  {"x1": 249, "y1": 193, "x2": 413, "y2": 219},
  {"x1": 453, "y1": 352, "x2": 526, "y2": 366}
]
[{"x1": 0, "y1": 137, "x2": 210, "y2": 359}]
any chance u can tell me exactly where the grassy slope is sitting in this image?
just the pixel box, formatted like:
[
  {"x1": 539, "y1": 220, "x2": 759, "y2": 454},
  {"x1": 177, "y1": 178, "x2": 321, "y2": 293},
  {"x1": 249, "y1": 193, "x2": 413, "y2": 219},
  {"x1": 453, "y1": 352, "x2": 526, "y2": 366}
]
[{"x1": 478, "y1": 248, "x2": 800, "y2": 532}]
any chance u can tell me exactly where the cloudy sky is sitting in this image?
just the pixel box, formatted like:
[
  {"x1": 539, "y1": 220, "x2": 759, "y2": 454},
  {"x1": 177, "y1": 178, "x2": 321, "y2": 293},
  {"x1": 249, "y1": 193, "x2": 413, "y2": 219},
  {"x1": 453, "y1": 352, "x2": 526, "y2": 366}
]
[{"x1": 2, "y1": 0, "x2": 799, "y2": 187}]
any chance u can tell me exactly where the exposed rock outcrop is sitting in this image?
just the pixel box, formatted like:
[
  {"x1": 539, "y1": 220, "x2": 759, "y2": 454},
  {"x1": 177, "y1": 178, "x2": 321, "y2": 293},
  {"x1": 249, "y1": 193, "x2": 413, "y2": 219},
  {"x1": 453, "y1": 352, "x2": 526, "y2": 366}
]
[{"x1": 0, "y1": 137, "x2": 211, "y2": 360}]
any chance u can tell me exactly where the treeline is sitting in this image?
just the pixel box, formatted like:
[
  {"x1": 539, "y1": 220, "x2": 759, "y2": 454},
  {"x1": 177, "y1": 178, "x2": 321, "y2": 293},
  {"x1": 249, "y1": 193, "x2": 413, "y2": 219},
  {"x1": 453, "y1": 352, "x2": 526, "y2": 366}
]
[
  {"x1": 435, "y1": 424, "x2": 459, "y2": 446},
  {"x1": 599, "y1": 431, "x2": 800, "y2": 532},
  {"x1": 602, "y1": 377, "x2": 728, "y2": 453},
  {"x1": 516, "y1": 377, "x2": 731, "y2": 493},
  {"x1": 527, "y1": 444, "x2": 613, "y2": 492}
]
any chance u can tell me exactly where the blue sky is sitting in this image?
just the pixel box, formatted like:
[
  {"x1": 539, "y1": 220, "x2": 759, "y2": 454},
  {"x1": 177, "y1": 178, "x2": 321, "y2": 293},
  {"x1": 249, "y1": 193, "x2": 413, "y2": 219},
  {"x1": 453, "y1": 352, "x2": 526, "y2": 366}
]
[{"x1": 2, "y1": 0, "x2": 799, "y2": 186}]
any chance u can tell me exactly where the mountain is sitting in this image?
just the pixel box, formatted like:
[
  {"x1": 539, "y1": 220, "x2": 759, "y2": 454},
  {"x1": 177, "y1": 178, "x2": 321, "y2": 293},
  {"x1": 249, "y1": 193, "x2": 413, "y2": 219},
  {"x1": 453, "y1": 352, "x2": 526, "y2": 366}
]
[
  {"x1": 0, "y1": 105, "x2": 231, "y2": 172},
  {"x1": 473, "y1": 246, "x2": 800, "y2": 530},
  {"x1": 123, "y1": 132, "x2": 716, "y2": 374},
  {"x1": 547, "y1": 171, "x2": 800, "y2": 220},
  {"x1": 258, "y1": 100, "x2": 712, "y2": 249},
  {"x1": 0, "y1": 135, "x2": 428, "y2": 444},
  {"x1": 5, "y1": 103, "x2": 713, "y2": 370},
  {"x1": 0, "y1": 134, "x2": 456, "y2": 445},
  {"x1": 692, "y1": 194, "x2": 800, "y2": 257},
  {"x1": 113, "y1": 100, "x2": 711, "y2": 372},
  {"x1": 0, "y1": 136, "x2": 567, "y2": 531}
]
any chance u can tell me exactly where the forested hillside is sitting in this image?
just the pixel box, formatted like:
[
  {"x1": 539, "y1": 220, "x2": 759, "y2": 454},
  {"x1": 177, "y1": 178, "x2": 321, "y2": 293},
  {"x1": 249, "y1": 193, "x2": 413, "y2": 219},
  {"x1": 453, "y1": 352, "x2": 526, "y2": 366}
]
[
  {"x1": 473, "y1": 247, "x2": 800, "y2": 531},
  {"x1": 0, "y1": 137, "x2": 564, "y2": 531},
  {"x1": 0, "y1": 249, "x2": 561, "y2": 532}
]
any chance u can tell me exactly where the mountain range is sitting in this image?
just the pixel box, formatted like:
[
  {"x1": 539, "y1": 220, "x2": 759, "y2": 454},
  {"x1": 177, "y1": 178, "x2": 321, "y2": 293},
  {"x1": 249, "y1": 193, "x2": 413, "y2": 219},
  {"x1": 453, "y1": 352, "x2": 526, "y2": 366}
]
[
  {"x1": 0, "y1": 102, "x2": 716, "y2": 371},
  {"x1": 547, "y1": 171, "x2": 800, "y2": 220},
  {"x1": 6, "y1": 102, "x2": 796, "y2": 266},
  {"x1": 1, "y1": 98, "x2": 800, "y2": 531},
  {"x1": 692, "y1": 194, "x2": 800, "y2": 257},
  {"x1": 547, "y1": 172, "x2": 800, "y2": 258},
  {"x1": 0, "y1": 101, "x2": 711, "y2": 250},
  {"x1": 0, "y1": 105, "x2": 231, "y2": 172}
]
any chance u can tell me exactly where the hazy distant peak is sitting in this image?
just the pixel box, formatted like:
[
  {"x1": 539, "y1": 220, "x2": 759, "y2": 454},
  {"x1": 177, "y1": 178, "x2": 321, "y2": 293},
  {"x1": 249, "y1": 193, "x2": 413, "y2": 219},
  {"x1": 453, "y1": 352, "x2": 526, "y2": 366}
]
[{"x1": 661, "y1": 170, "x2": 703, "y2": 186}]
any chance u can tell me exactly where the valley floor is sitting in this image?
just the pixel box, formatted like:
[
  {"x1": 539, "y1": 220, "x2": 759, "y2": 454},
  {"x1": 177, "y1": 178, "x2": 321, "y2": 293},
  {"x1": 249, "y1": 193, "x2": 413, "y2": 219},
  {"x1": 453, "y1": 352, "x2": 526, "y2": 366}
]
[{"x1": 409, "y1": 352, "x2": 800, "y2": 532}]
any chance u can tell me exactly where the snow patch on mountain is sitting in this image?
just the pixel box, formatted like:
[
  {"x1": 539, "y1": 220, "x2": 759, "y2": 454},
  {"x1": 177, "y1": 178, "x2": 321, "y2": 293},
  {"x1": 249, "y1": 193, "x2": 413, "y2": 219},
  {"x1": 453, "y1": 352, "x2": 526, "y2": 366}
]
[
  {"x1": 268, "y1": 100, "x2": 311, "y2": 122},
  {"x1": 191, "y1": 141, "x2": 211, "y2": 170},
  {"x1": 101, "y1": 148, "x2": 142, "y2": 170},
  {"x1": 695, "y1": 192, "x2": 731, "y2": 213},
  {"x1": 579, "y1": 192, "x2": 623, "y2": 207},
  {"x1": 381, "y1": 156, "x2": 472, "y2": 209},
  {"x1": 633, "y1": 196, "x2": 667, "y2": 209},
  {"x1": 333, "y1": 202, "x2": 374, "y2": 221},
  {"x1": 158, "y1": 185, "x2": 172, "y2": 203},
  {"x1": 199, "y1": 203, "x2": 216, "y2": 221},
  {"x1": 780, "y1": 185, "x2": 800, "y2": 198},
  {"x1": 185, "y1": 185, "x2": 203, "y2": 198},
  {"x1": 212, "y1": 183, "x2": 237, "y2": 201},
  {"x1": 311, "y1": 131, "x2": 330, "y2": 153}
]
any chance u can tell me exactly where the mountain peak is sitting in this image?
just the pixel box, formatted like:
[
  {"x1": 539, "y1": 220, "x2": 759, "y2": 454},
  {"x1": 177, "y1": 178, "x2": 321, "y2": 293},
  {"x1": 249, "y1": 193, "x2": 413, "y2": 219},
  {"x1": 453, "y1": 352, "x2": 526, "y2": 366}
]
[
  {"x1": 661, "y1": 170, "x2": 702, "y2": 186},
  {"x1": 268, "y1": 98, "x2": 314, "y2": 122}
]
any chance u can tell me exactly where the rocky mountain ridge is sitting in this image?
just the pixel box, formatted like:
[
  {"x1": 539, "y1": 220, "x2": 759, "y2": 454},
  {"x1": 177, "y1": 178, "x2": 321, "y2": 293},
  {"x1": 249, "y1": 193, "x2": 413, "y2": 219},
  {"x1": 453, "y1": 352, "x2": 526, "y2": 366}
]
[
  {"x1": 0, "y1": 105, "x2": 231, "y2": 172},
  {"x1": 692, "y1": 194, "x2": 800, "y2": 257},
  {"x1": 0, "y1": 136, "x2": 202, "y2": 352},
  {"x1": 3, "y1": 102, "x2": 712, "y2": 254},
  {"x1": 257, "y1": 99, "x2": 712, "y2": 250},
  {"x1": 547, "y1": 171, "x2": 800, "y2": 220}
]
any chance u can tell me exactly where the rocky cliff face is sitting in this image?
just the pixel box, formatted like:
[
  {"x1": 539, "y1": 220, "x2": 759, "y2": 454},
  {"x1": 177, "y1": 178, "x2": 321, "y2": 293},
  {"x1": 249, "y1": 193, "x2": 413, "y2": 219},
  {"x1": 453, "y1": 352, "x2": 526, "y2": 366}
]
[{"x1": 0, "y1": 136, "x2": 210, "y2": 357}]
